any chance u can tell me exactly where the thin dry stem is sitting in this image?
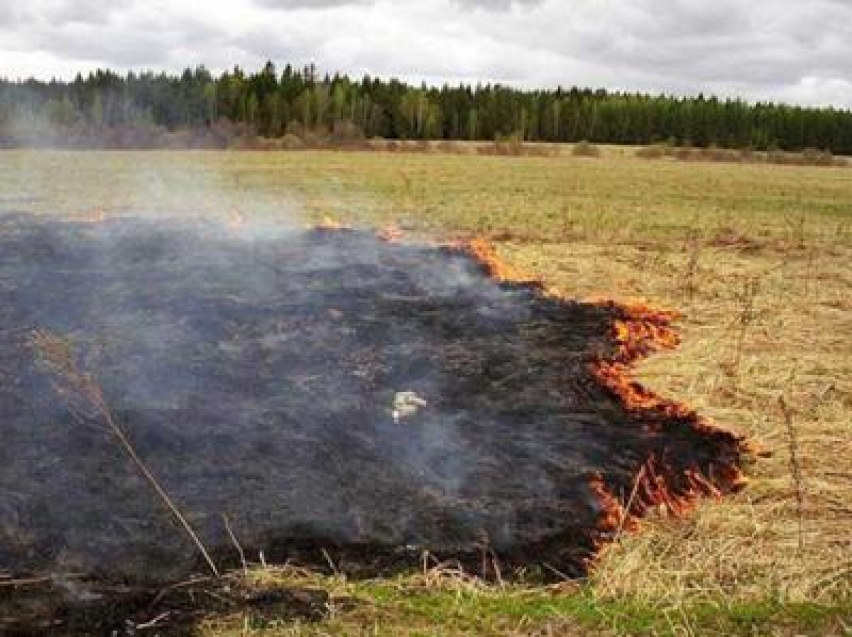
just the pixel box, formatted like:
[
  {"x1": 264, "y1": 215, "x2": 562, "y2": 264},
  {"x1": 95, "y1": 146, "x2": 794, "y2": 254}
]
[
  {"x1": 30, "y1": 329, "x2": 221, "y2": 578},
  {"x1": 729, "y1": 276, "x2": 760, "y2": 379},
  {"x1": 779, "y1": 394, "x2": 805, "y2": 552},
  {"x1": 222, "y1": 514, "x2": 248, "y2": 579}
]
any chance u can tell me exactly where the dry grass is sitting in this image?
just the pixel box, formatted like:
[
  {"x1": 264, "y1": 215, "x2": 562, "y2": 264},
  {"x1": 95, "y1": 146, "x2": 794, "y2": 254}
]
[
  {"x1": 1, "y1": 148, "x2": 850, "y2": 633},
  {"x1": 499, "y1": 239, "x2": 852, "y2": 604}
]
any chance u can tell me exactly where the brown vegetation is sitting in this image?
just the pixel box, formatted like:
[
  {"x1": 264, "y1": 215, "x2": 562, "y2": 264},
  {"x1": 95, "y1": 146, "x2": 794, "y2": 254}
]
[{"x1": 636, "y1": 142, "x2": 848, "y2": 167}]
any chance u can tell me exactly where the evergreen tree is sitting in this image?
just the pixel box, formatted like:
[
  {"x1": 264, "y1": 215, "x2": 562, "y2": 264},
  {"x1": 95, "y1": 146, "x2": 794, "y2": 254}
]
[{"x1": 0, "y1": 64, "x2": 850, "y2": 153}]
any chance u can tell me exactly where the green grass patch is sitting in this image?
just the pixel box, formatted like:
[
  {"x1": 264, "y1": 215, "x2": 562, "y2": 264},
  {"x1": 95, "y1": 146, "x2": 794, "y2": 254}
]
[{"x1": 200, "y1": 570, "x2": 852, "y2": 636}]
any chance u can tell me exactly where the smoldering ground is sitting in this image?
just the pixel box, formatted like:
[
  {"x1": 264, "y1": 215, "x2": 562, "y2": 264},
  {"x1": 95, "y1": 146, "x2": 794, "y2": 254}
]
[{"x1": 0, "y1": 212, "x2": 743, "y2": 630}]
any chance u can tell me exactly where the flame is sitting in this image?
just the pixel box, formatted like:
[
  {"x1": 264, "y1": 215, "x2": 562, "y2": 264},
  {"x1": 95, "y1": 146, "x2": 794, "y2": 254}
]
[
  {"x1": 463, "y1": 237, "x2": 540, "y2": 285},
  {"x1": 588, "y1": 454, "x2": 743, "y2": 560},
  {"x1": 459, "y1": 236, "x2": 748, "y2": 554},
  {"x1": 68, "y1": 209, "x2": 107, "y2": 224},
  {"x1": 589, "y1": 473, "x2": 636, "y2": 534},
  {"x1": 228, "y1": 210, "x2": 246, "y2": 228},
  {"x1": 293, "y1": 231, "x2": 747, "y2": 549},
  {"x1": 316, "y1": 215, "x2": 349, "y2": 231},
  {"x1": 377, "y1": 224, "x2": 405, "y2": 243}
]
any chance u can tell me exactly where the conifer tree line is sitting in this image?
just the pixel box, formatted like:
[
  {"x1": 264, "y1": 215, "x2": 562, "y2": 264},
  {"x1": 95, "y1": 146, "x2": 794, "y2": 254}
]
[{"x1": 1, "y1": 62, "x2": 850, "y2": 153}]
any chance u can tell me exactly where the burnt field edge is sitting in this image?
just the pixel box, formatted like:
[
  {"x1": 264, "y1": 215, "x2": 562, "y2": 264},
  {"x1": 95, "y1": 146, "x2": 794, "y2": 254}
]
[
  {"x1": 1, "y1": 221, "x2": 751, "y2": 635},
  {"x1": 176, "y1": 228, "x2": 749, "y2": 581},
  {"x1": 457, "y1": 235, "x2": 749, "y2": 553},
  {"x1": 3, "y1": 223, "x2": 750, "y2": 583}
]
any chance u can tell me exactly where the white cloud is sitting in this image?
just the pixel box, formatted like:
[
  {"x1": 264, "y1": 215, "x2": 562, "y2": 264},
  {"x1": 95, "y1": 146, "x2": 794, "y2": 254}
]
[{"x1": 1, "y1": 0, "x2": 850, "y2": 108}]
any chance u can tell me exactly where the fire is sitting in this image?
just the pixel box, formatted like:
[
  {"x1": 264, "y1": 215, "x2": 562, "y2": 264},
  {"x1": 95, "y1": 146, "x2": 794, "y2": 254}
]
[
  {"x1": 228, "y1": 209, "x2": 246, "y2": 228},
  {"x1": 267, "y1": 229, "x2": 747, "y2": 556},
  {"x1": 593, "y1": 361, "x2": 692, "y2": 419},
  {"x1": 463, "y1": 237, "x2": 540, "y2": 285},
  {"x1": 377, "y1": 224, "x2": 405, "y2": 243},
  {"x1": 316, "y1": 215, "x2": 349, "y2": 231},
  {"x1": 460, "y1": 235, "x2": 747, "y2": 547},
  {"x1": 68, "y1": 209, "x2": 107, "y2": 224},
  {"x1": 589, "y1": 473, "x2": 636, "y2": 535},
  {"x1": 591, "y1": 455, "x2": 742, "y2": 543}
]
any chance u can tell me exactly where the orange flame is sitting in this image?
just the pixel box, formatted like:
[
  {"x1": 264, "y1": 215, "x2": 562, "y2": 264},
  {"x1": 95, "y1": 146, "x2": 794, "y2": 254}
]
[
  {"x1": 463, "y1": 237, "x2": 540, "y2": 285},
  {"x1": 300, "y1": 230, "x2": 748, "y2": 545},
  {"x1": 229, "y1": 210, "x2": 246, "y2": 228},
  {"x1": 68, "y1": 209, "x2": 107, "y2": 224},
  {"x1": 458, "y1": 236, "x2": 748, "y2": 554},
  {"x1": 377, "y1": 224, "x2": 405, "y2": 243},
  {"x1": 589, "y1": 472, "x2": 636, "y2": 534},
  {"x1": 316, "y1": 215, "x2": 349, "y2": 231}
]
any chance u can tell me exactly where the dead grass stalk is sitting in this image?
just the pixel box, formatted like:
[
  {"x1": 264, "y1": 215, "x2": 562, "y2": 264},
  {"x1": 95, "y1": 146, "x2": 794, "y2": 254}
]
[{"x1": 30, "y1": 329, "x2": 221, "y2": 578}]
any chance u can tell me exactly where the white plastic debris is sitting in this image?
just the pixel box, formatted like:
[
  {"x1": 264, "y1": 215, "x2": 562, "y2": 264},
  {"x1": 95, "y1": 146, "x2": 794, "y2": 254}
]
[{"x1": 392, "y1": 391, "x2": 427, "y2": 423}]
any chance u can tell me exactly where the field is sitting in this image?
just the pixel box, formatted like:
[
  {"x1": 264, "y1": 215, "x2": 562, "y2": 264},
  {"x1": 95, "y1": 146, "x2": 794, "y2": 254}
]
[{"x1": 1, "y1": 149, "x2": 851, "y2": 635}]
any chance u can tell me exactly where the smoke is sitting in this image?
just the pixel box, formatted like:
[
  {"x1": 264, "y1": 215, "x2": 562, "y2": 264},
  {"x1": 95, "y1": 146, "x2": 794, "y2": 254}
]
[
  {"x1": 0, "y1": 90, "x2": 162, "y2": 150},
  {"x1": 0, "y1": 210, "x2": 744, "y2": 620},
  {"x1": 0, "y1": 212, "x2": 636, "y2": 585},
  {"x1": 0, "y1": 144, "x2": 308, "y2": 232}
]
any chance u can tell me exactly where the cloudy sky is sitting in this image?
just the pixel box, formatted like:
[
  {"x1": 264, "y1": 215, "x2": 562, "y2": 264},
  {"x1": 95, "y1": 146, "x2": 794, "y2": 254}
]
[{"x1": 1, "y1": 0, "x2": 851, "y2": 107}]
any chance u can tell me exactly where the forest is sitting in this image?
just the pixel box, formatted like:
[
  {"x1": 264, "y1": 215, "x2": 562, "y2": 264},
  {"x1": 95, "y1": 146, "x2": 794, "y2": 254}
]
[{"x1": 2, "y1": 62, "x2": 851, "y2": 153}]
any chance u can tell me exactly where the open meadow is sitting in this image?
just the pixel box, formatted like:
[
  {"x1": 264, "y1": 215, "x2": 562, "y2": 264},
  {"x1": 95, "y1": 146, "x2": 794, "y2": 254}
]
[{"x1": 1, "y1": 149, "x2": 850, "y2": 635}]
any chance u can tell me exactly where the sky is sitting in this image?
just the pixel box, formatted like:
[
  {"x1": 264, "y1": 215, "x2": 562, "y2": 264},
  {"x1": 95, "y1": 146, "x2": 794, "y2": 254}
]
[{"x1": 1, "y1": 0, "x2": 851, "y2": 108}]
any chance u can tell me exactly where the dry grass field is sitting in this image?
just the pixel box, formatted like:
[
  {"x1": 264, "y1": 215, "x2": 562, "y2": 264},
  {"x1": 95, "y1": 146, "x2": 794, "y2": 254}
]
[{"x1": 1, "y1": 149, "x2": 850, "y2": 635}]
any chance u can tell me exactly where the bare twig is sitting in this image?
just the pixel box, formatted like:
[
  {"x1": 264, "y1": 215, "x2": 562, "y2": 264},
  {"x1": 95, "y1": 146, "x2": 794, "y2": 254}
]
[
  {"x1": 730, "y1": 276, "x2": 760, "y2": 379},
  {"x1": 779, "y1": 394, "x2": 805, "y2": 552},
  {"x1": 681, "y1": 233, "x2": 702, "y2": 301},
  {"x1": 31, "y1": 329, "x2": 220, "y2": 578},
  {"x1": 149, "y1": 576, "x2": 214, "y2": 609},
  {"x1": 541, "y1": 562, "x2": 571, "y2": 582},
  {"x1": 490, "y1": 552, "x2": 504, "y2": 588},
  {"x1": 615, "y1": 462, "x2": 648, "y2": 541},
  {"x1": 222, "y1": 514, "x2": 249, "y2": 579},
  {"x1": 134, "y1": 612, "x2": 173, "y2": 630},
  {"x1": 320, "y1": 548, "x2": 340, "y2": 576},
  {"x1": 0, "y1": 576, "x2": 53, "y2": 588}
]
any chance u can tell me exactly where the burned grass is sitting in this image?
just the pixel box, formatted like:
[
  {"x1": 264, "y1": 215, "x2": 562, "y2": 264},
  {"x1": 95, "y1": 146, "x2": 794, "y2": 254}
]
[{"x1": 0, "y1": 213, "x2": 745, "y2": 632}]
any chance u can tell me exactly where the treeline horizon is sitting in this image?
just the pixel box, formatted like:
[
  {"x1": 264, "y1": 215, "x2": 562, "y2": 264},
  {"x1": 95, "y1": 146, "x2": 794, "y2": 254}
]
[{"x1": 1, "y1": 62, "x2": 851, "y2": 154}]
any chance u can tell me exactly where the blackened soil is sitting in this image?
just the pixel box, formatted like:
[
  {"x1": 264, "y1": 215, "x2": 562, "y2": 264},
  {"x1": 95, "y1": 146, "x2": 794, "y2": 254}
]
[{"x1": 0, "y1": 213, "x2": 741, "y2": 631}]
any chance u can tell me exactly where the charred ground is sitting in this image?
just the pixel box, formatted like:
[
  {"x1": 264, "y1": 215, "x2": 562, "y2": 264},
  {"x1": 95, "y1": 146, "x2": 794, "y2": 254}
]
[{"x1": 0, "y1": 213, "x2": 743, "y2": 631}]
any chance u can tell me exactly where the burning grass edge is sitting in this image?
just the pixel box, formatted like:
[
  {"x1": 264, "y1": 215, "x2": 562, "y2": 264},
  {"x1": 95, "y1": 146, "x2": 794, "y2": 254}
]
[{"x1": 456, "y1": 235, "x2": 750, "y2": 561}]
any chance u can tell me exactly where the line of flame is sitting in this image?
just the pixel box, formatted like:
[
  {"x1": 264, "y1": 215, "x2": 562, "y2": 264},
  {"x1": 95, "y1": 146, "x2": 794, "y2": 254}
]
[
  {"x1": 455, "y1": 237, "x2": 749, "y2": 553},
  {"x1": 66, "y1": 209, "x2": 107, "y2": 224},
  {"x1": 377, "y1": 224, "x2": 405, "y2": 243},
  {"x1": 315, "y1": 215, "x2": 350, "y2": 231}
]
